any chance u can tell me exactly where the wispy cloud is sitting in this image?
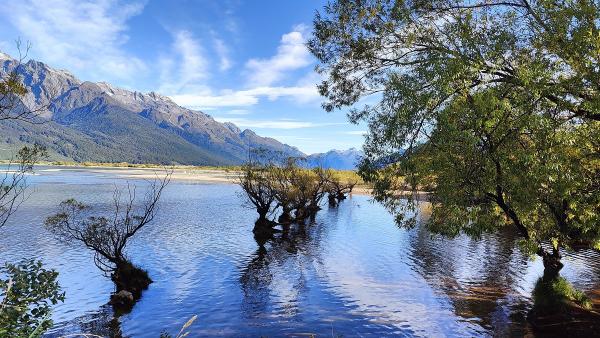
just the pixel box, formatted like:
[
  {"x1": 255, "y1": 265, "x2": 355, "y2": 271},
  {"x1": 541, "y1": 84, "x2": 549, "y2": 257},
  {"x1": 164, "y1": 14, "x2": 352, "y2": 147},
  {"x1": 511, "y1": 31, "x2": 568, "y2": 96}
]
[
  {"x1": 159, "y1": 30, "x2": 209, "y2": 94},
  {"x1": 2, "y1": 0, "x2": 146, "y2": 82},
  {"x1": 225, "y1": 109, "x2": 249, "y2": 115},
  {"x1": 244, "y1": 24, "x2": 312, "y2": 87},
  {"x1": 213, "y1": 117, "x2": 344, "y2": 129},
  {"x1": 163, "y1": 25, "x2": 319, "y2": 109},
  {"x1": 170, "y1": 84, "x2": 319, "y2": 109},
  {"x1": 213, "y1": 37, "x2": 232, "y2": 71}
]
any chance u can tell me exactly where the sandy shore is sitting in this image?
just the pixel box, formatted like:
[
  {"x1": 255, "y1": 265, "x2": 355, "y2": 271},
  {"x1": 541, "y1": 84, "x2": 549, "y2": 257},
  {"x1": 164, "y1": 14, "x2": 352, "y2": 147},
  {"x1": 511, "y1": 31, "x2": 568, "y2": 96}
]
[
  {"x1": 34, "y1": 165, "x2": 437, "y2": 199},
  {"x1": 38, "y1": 165, "x2": 239, "y2": 183}
]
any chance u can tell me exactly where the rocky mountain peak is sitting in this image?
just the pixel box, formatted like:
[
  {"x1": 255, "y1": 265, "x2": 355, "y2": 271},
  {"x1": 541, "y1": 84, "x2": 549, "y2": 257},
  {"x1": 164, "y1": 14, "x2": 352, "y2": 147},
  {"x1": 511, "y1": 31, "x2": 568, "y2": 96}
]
[
  {"x1": 0, "y1": 51, "x2": 306, "y2": 165},
  {"x1": 0, "y1": 51, "x2": 14, "y2": 62}
]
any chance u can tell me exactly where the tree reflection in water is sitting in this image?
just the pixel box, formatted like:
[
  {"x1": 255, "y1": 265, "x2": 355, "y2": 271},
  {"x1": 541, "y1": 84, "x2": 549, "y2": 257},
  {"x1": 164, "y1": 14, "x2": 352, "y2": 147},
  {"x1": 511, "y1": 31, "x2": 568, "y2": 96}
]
[
  {"x1": 406, "y1": 212, "x2": 533, "y2": 334},
  {"x1": 48, "y1": 304, "x2": 123, "y2": 338},
  {"x1": 239, "y1": 220, "x2": 327, "y2": 323},
  {"x1": 405, "y1": 216, "x2": 600, "y2": 336}
]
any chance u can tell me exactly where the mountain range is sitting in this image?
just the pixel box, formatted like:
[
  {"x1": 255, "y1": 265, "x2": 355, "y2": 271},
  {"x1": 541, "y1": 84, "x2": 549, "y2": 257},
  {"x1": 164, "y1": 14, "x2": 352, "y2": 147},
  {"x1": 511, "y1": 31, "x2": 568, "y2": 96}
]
[
  {"x1": 304, "y1": 148, "x2": 362, "y2": 170},
  {"x1": 0, "y1": 52, "x2": 360, "y2": 169}
]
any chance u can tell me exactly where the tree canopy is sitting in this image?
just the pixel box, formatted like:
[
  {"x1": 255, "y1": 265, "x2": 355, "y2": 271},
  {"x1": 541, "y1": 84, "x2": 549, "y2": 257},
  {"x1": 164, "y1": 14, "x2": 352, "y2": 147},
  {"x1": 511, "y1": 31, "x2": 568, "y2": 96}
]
[{"x1": 309, "y1": 0, "x2": 600, "y2": 274}]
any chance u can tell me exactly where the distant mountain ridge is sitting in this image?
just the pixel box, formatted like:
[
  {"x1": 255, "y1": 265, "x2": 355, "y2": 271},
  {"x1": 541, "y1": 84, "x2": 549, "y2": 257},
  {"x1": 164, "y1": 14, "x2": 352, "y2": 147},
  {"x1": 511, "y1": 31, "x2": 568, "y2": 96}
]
[
  {"x1": 0, "y1": 52, "x2": 304, "y2": 165},
  {"x1": 304, "y1": 148, "x2": 363, "y2": 170}
]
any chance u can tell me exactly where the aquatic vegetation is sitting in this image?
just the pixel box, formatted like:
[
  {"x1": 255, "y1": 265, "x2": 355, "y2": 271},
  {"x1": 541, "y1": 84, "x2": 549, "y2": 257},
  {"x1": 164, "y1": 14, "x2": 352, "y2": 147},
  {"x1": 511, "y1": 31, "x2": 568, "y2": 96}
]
[
  {"x1": 238, "y1": 159, "x2": 356, "y2": 240},
  {"x1": 160, "y1": 315, "x2": 197, "y2": 338},
  {"x1": 533, "y1": 276, "x2": 592, "y2": 312},
  {"x1": 44, "y1": 174, "x2": 171, "y2": 310}
]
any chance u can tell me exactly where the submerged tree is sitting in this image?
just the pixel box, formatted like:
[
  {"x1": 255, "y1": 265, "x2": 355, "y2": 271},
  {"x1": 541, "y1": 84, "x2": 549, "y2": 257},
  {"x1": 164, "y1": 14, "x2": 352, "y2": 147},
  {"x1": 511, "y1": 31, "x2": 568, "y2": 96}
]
[
  {"x1": 268, "y1": 160, "x2": 302, "y2": 225},
  {"x1": 326, "y1": 174, "x2": 357, "y2": 207},
  {"x1": 238, "y1": 159, "x2": 354, "y2": 241},
  {"x1": 238, "y1": 163, "x2": 278, "y2": 239},
  {"x1": 309, "y1": 0, "x2": 600, "y2": 285},
  {"x1": 45, "y1": 174, "x2": 171, "y2": 307},
  {"x1": 306, "y1": 167, "x2": 334, "y2": 217}
]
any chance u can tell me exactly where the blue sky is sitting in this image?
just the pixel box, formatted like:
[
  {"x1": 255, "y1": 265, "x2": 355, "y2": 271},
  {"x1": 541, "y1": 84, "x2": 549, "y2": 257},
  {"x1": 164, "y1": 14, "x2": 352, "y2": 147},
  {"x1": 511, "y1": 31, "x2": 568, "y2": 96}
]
[{"x1": 0, "y1": 0, "x2": 367, "y2": 154}]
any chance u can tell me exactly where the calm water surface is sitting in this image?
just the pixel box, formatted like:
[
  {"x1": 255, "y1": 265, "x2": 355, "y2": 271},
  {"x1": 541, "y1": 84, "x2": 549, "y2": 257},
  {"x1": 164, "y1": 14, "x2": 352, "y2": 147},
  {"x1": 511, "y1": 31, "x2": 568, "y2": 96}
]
[{"x1": 0, "y1": 167, "x2": 599, "y2": 337}]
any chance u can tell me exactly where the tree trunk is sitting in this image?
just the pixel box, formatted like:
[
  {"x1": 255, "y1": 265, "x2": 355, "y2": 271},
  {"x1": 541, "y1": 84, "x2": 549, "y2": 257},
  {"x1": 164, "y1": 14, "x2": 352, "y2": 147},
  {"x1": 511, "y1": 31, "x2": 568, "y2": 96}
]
[
  {"x1": 112, "y1": 259, "x2": 152, "y2": 299},
  {"x1": 308, "y1": 202, "x2": 321, "y2": 213},
  {"x1": 538, "y1": 246, "x2": 563, "y2": 282},
  {"x1": 295, "y1": 207, "x2": 307, "y2": 224},
  {"x1": 328, "y1": 194, "x2": 337, "y2": 206},
  {"x1": 257, "y1": 208, "x2": 269, "y2": 221},
  {"x1": 253, "y1": 218, "x2": 276, "y2": 245},
  {"x1": 278, "y1": 206, "x2": 292, "y2": 224}
]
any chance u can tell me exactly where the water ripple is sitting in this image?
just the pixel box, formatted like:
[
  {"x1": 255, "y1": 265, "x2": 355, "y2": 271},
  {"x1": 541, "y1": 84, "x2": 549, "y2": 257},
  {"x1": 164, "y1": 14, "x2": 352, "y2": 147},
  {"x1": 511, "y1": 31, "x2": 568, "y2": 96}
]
[{"x1": 0, "y1": 167, "x2": 597, "y2": 337}]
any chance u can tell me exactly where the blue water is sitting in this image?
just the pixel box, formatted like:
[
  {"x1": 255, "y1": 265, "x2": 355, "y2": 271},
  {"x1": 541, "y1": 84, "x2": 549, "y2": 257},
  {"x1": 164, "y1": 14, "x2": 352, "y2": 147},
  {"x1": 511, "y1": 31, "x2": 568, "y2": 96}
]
[{"x1": 0, "y1": 167, "x2": 599, "y2": 337}]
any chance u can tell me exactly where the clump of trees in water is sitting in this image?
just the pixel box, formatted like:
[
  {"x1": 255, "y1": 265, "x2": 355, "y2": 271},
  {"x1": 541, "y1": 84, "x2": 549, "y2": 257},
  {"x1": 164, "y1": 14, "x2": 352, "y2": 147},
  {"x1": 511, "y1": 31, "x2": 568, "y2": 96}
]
[
  {"x1": 45, "y1": 174, "x2": 171, "y2": 310},
  {"x1": 310, "y1": 0, "x2": 600, "y2": 326},
  {"x1": 238, "y1": 158, "x2": 356, "y2": 240}
]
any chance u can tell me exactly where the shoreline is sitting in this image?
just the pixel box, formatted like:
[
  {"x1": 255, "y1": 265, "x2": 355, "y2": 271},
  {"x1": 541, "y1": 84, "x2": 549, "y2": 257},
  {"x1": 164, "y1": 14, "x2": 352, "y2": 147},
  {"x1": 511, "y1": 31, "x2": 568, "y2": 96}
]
[
  {"x1": 26, "y1": 163, "x2": 427, "y2": 199},
  {"x1": 35, "y1": 164, "x2": 239, "y2": 184},
  {"x1": 30, "y1": 163, "x2": 379, "y2": 195}
]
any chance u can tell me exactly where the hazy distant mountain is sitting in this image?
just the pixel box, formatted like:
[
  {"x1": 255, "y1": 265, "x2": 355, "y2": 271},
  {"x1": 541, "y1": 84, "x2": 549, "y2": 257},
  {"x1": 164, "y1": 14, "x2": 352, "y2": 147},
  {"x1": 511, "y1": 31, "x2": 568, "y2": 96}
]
[
  {"x1": 0, "y1": 52, "x2": 304, "y2": 165},
  {"x1": 304, "y1": 148, "x2": 363, "y2": 170}
]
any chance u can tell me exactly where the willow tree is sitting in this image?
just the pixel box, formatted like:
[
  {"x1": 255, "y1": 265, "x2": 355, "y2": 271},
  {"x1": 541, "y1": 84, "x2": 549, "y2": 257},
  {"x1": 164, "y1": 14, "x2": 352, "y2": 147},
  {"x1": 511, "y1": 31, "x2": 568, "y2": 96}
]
[
  {"x1": 309, "y1": 0, "x2": 600, "y2": 280},
  {"x1": 45, "y1": 175, "x2": 171, "y2": 306},
  {"x1": 238, "y1": 160, "x2": 351, "y2": 237}
]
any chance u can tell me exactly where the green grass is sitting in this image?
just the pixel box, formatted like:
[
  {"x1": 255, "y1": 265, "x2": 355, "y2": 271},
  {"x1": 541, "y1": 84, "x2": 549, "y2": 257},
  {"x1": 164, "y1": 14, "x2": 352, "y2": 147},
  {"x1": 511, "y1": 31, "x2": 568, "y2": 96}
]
[{"x1": 533, "y1": 276, "x2": 592, "y2": 311}]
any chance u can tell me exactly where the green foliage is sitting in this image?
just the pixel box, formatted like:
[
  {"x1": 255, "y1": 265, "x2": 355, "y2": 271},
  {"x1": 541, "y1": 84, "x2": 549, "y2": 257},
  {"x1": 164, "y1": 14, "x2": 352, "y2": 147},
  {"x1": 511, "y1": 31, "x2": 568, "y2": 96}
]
[
  {"x1": 0, "y1": 260, "x2": 64, "y2": 337},
  {"x1": 533, "y1": 276, "x2": 592, "y2": 311},
  {"x1": 310, "y1": 0, "x2": 600, "y2": 254},
  {"x1": 238, "y1": 159, "x2": 356, "y2": 226}
]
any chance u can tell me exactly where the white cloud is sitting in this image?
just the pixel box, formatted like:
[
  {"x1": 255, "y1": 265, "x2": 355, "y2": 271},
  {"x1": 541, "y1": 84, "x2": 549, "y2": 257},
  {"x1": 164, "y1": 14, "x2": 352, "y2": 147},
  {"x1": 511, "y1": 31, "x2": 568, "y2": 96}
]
[
  {"x1": 213, "y1": 117, "x2": 345, "y2": 129},
  {"x1": 213, "y1": 37, "x2": 232, "y2": 71},
  {"x1": 344, "y1": 131, "x2": 367, "y2": 135},
  {"x1": 170, "y1": 84, "x2": 319, "y2": 109},
  {"x1": 171, "y1": 90, "x2": 259, "y2": 108},
  {"x1": 159, "y1": 30, "x2": 209, "y2": 94},
  {"x1": 244, "y1": 24, "x2": 312, "y2": 87},
  {"x1": 164, "y1": 25, "x2": 321, "y2": 110},
  {"x1": 2, "y1": 0, "x2": 146, "y2": 81},
  {"x1": 225, "y1": 109, "x2": 249, "y2": 115}
]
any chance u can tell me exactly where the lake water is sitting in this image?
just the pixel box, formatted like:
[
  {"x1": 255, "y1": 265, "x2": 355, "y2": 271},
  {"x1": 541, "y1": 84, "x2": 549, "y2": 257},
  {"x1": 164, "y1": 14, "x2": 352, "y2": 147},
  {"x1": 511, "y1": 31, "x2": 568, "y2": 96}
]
[{"x1": 0, "y1": 167, "x2": 599, "y2": 337}]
